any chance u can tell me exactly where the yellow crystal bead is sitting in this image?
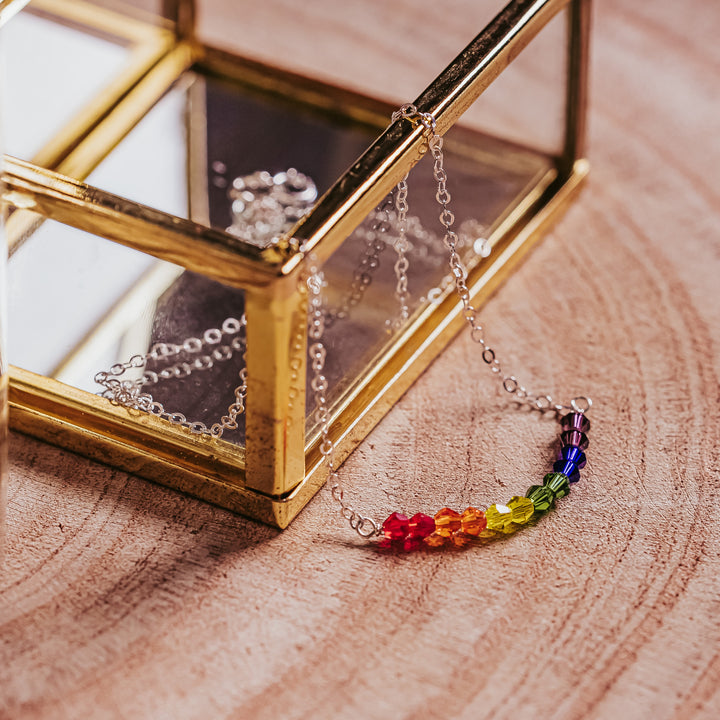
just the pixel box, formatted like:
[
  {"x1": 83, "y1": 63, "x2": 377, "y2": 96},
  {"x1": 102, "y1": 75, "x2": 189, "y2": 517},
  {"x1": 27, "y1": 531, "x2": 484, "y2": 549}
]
[
  {"x1": 479, "y1": 527, "x2": 500, "y2": 539},
  {"x1": 485, "y1": 503, "x2": 518, "y2": 534},
  {"x1": 507, "y1": 496, "x2": 535, "y2": 525}
]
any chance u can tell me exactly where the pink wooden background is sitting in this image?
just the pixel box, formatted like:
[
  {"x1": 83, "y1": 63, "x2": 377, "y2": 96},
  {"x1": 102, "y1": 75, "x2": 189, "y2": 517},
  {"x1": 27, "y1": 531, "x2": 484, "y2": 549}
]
[{"x1": 3, "y1": 1, "x2": 720, "y2": 718}]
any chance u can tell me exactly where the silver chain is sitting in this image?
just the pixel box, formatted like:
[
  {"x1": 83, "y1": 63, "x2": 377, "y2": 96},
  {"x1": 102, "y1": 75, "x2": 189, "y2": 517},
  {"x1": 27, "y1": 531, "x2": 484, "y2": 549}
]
[
  {"x1": 323, "y1": 192, "x2": 394, "y2": 328},
  {"x1": 307, "y1": 268, "x2": 381, "y2": 537},
  {"x1": 96, "y1": 117, "x2": 591, "y2": 536},
  {"x1": 391, "y1": 172, "x2": 411, "y2": 327},
  {"x1": 410, "y1": 103, "x2": 590, "y2": 415},
  {"x1": 318, "y1": 103, "x2": 592, "y2": 536},
  {"x1": 95, "y1": 316, "x2": 248, "y2": 437},
  {"x1": 324, "y1": 192, "x2": 484, "y2": 328}
]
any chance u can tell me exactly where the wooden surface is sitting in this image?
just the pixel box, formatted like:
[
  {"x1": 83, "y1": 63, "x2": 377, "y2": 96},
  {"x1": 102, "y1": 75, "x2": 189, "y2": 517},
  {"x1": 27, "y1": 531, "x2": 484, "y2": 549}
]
[{"x1": 3, "y1": 1, "x2": 720, "y2": 718}]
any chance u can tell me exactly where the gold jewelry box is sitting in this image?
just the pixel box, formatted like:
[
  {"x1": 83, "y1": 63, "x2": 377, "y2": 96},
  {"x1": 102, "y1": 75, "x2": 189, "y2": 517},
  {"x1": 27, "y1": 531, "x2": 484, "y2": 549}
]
[{"x1": 1, "y1": 0, "x2": 591, "y2": 527}]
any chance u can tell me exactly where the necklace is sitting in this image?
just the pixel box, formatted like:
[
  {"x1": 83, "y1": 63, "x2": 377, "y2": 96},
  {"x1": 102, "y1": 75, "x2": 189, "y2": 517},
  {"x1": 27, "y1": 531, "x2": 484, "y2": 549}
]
[
  {"x1": 306, "y1": 104, "x2": 592, "y2": 549},
  {"x1": 96, "y1": 104, "x2": 592, "y2": 549}
]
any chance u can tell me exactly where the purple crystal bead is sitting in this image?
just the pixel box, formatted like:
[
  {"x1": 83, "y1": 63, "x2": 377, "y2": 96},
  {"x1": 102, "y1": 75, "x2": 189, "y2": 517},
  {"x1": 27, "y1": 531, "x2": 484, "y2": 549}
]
[
  {"x1": 558, "y1": 445, "x2": 586, "y2": 468},
  {"x1": 553, "y1": 459, "x2": 580, "y2": 483},
  {"x1": 560, "y1": 430, "x2": 589, "y2": 451},
  {"x1": 561, "y1": 412, "x2": 590, "y2": 434}
]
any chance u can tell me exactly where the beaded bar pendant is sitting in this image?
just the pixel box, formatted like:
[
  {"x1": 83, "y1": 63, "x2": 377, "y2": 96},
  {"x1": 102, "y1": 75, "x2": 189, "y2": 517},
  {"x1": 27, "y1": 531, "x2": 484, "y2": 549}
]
[{"x1": 378, "y1": 412, "x2": 590, "y2": 551}]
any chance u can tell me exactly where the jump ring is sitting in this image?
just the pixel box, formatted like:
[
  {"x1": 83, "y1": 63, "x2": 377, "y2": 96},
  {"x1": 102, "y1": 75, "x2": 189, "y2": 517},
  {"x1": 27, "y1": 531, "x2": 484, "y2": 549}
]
[{"x1": 571, "y1": 396, "x2": 593, "y2": 413}]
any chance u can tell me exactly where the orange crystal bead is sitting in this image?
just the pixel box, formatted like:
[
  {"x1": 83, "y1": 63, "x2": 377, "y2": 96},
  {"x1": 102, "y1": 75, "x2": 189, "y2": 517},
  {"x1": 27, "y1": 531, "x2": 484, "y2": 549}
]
[
  {"x1": 424, "y1": 532, "x2": 447, "y2": 548},
  {"x1": 434, "y1": 508, "x2": 462, "y2": 537},
  {"x1": 450, "y1": 532, "x2": 474, "y2": 548},
  {"x1": 460, "y1": 506, "x2": 487, "y2": 536}
]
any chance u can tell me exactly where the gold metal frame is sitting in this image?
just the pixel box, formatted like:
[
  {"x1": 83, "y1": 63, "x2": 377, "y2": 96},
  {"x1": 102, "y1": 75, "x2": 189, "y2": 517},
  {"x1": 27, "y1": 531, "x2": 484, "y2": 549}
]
[
  {"x1": 2, "y1": 0, "x2": 592, "y2": 527},
  {"x1": 0, "y1": 0, "x2": 30, "y2": 26}
]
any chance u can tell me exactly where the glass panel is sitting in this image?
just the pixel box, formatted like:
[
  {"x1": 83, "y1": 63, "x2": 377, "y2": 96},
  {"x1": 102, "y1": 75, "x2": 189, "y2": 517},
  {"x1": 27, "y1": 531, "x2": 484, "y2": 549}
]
[
  {"x1": 462, "y1": 7, "x2": 569, "y2": 156},
  {"x1": 86, "y1": 86, "x2": 189, "y2": 217},
  {"x1": 4, "y1": 5, "x2": 130, "y2": 162},
  {"x1": 8, "y1": 220, "x2": 181, "y2": 390},
  {"x1": 6, "y1": 1, "x2": 570, "y2": 459},
  {"x1": 88, "y1": 0, "x2": 167, "y2": 22},
  {"x1": 194, "y1": 0, "x2": 505, "y2": 98},
  {"x1": 195, "y1": 0, "x2": 567, "y2": 156},
  {"x1": 0, "y1": 25, "x2": 8, "y2": 551},
  {"x1": 315, "y1": 125, "x2": 553, "y2": 438}
]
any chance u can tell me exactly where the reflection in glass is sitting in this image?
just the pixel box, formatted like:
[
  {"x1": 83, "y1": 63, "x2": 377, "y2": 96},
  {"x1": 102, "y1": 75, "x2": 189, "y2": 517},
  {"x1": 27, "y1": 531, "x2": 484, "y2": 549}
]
[{"x1": 4, "y1": 9, "x2": 128, "y2": 161}]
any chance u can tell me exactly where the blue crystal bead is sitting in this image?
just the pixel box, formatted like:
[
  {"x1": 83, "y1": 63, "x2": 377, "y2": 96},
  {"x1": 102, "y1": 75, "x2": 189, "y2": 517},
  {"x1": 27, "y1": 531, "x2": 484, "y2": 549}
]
[
  {"x1": 557, "y1": 445, "x2": 586, "y2": 468},
  {"x1": 553, "y1": 459, "x2": 580, "y2": 483}
]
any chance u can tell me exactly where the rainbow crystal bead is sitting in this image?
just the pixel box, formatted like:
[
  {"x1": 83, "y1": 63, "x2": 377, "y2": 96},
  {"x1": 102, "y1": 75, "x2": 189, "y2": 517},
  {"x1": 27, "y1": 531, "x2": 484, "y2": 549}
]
[
  {"x1": 526, "y1": 485, "x2": 554, "y2": 513},
  {"x1": 450, "y1": 532, "x2": 474, "y2": 547},
  {"x1": 460, "y1": 507, "x2": 487, "y2": 536},
  {"x1": 558, "y1": 445, "x2": 586, "y2": 469},
  {"x1": 382, "y1": 512, "x2": 409, "y2": 540},
  {"x1": 553, "y1": 459, "x2": 580, "y2": 483},
  {"x1": 403, "y1": 536, "x2": 423, "y2": 552},
  {"x1": 408, "y1": 513, "x2": 435, "y2": 539},
  {"x1": 485, "y1": 503, "x2": 517, "y2": 534},
  {"x1": 507, "y1": 496, "x2": 535, "y2": 524},
  {"x1": 561, "y1": 412, "x2": 590, "y2": 434},
  {"x1": 434, "y1": 508, "x2": 462, "y2": 537},
  {"x1": 560, "y1": 430, "x2": 589, "y2": 451},
  {"x1": 424, "y1": 531, "x2": 447, "y2": 548},
  {"x1": 543, "y1": 472, "x2": 570, "y2": 499}
]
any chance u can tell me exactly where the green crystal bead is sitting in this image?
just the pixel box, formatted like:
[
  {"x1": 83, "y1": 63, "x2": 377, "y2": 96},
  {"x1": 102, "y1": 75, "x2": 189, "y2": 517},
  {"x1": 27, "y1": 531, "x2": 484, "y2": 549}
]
[
  {"x1": 543, "y1": 472, "x2": 570, "y2": 499},
  {"x1": 485, "y1": 503, "x2": 518, "y2": 534},
  {"x1": 526, "y1": 485, "x2": 554, "y2": 513},
  {"x1": 507, "y1": 496, "x2": 535, "y2": 524}
]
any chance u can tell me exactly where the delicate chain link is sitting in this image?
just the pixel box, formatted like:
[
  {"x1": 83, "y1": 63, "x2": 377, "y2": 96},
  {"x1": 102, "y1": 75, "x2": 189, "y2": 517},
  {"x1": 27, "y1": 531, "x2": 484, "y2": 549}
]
[
  {"x1": 324, "y1": 192, "x2": 394, "y2": 328},
  {"x1": 324, "y1": 191, "x2": 483, "y2": 329},
  {"x1": 391, "y1": 174, "x2": 411, "y2": 327},
  {"x1": 417, "y1": 107, "x2": 590, "y2": 415},
  {"x1": 307, "y1": 267, "x2": 382, "y2": 537},
  {"x1": 94, "y1": 316, "x2": 248, "y2": 437}
]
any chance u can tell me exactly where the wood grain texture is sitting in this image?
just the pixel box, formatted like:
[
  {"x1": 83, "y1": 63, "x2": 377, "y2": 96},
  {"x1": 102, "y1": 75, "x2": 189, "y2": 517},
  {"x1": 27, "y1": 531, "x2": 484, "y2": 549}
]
[{"x1": 3, "y1": 1, "x2": 720, "y2": 718}]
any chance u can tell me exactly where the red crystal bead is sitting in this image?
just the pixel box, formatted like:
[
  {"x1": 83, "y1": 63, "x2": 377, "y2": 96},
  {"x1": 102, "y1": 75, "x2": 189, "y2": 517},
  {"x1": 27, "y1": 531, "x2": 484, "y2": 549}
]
[
  {"x1": 382, "y1": 512, "x2": 410, "y2": 540},
  {"x1": 408, "y1": 513, "x2": 435, "y2": 539},
  {"x1": 403, "y1": 537, "x2": 423, "y2": 552}
]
